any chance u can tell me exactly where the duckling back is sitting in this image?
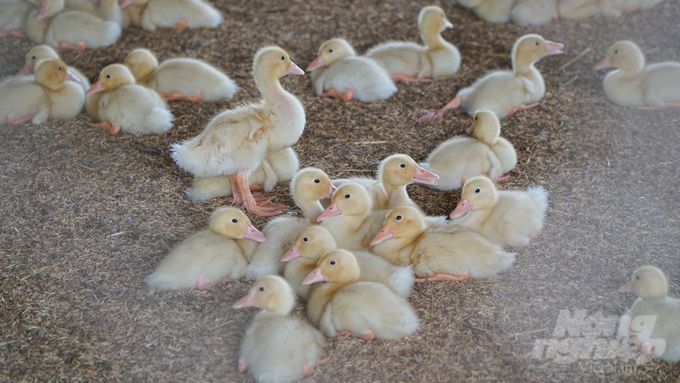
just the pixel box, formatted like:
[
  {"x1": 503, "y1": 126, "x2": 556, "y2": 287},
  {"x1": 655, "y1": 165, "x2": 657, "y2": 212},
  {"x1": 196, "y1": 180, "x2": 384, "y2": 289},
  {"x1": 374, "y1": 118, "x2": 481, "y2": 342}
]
[
  {"x1": 146, "y1": 58, "x2": 239, "y2": 101},
  {"x1": 482, "y1": 187, "x2": 548, "y2": 247},
  {"x1": 627, "y1": 297, "x2": 680, "y2": 362},
  {"x1": 510, "y1": 0, "x2": 556, "y2": 26},
  {"x1": 459, "y1": 0, "x2": 514, "y2": 23},
  {"x1": 640, "y1": 63, "x2": 680, "y2": 107},
  {"x1": 143, "y1": 0, "x2": 223, "y2": 31},
  {"x1": 364, "y1": 42, "x2": 432, "y2": 78},
  {"x1": 0, "y1": 0, "x2": 31, "y2": 32},
  {"x1": 313, "y1": 57, "x2": 397, "y2": 102},
  {"x1": 246, "y1": 217, "x2": 311, "y2": 280},
  {"x1": 46, "y1": 11, "x2": 122, "y2": 49},
  {"x1": 99, "y1": 84, "x2": 174, "y2": 135},
  {"x1": 0, "y1": 76, "x2": 51, "y2": 125},
  {"x1": 420, "y1": 137, "x2": 496, "y2": 191},
  {"x1": 457, "y1": 71, "x2": 538, "y2": 118}
]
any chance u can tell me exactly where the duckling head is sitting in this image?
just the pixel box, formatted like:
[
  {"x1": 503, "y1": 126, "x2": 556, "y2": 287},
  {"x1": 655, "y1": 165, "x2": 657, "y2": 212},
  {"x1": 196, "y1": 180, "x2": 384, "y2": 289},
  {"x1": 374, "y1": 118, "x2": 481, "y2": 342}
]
[
  {"x1": 18, "y1": 45, "x2": 59, "y2": 76},
  {"x1": 418, "y1": 6, "x2": 453, "y2": 35},
  {"x1": 253, "y1": 46, "x2": 304, "y2": 86},
  {"x1": 300, "y1": 249, "x2": 361, "y2": 285},
  {"x1": 619, "y1": 265, "x2": 668, "y2": 299},
  {"x1": 34, "y1": 58, "x2": 80, "y2": 90},
  {"x1": 379, "y1": 154, "x2": 439, "y2": 189},
  {"x1": 124, "y1": 48, "x2": 158, "y2": 81},
  {"x1": 594, "y1": 41, "x2": 645, "y2": 74},
  {"x1": 290, "y1": 167, "x2": 336, "y2": 205},
  {"x1": 450, "y1": 176, "x2": 497, "y2": 218},
  {"x1": 281, "y1": 226, "x2": 337, "y2": 262},
  {"x1": 316, "y1": 183, "x2": 372, "y2": 222},
  {"x1": 209, "y1": 207, "x2": 267, "y2": 242},
  {"x1": 37, "y1": 0, "x2": 65, "y2": 20},
  {"x1": 512, "y1": 34, "x2": 564, "y2": 71},
  {"x1": 233, "y1": 275, "x2": 296, "y2": 315},
  {"x1": 370, "y1": 205, "x2": 426, "y2": 246},
  {"x1": 306, "y1": 38, "x2": 356, "y2": 71},
  {"x1": 86, "y1": 64, "x2": 135, "y2": 95},
  {"x1": 470, "y1": 110, "x2": 501, "y2": 145}
]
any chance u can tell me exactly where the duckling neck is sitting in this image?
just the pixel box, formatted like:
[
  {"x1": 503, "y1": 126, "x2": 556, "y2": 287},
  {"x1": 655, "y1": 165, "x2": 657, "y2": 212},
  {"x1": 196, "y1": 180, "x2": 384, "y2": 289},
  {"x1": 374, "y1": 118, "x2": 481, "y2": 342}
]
[
  {"x1": 382, "y1": 182, "x2": 409, "y2": 207},
  {"x1": 256, "y1": 74, "x2": 291, "y2": 107},
  {"x1": 298, "y1": 199, "x2": 325, "y2": 223},
  {"x1": 421, "y1": 30, "x2": 446, "y2": 51},
  {"x1": 618, "y1": 60, "x2": 645, "y2": 79},
  {"x1": 462, "y1": 207, "x2": 493, "y2": 229},
  {"x1": 513, "y1": 56, "x2": 538, "y2": 77}
]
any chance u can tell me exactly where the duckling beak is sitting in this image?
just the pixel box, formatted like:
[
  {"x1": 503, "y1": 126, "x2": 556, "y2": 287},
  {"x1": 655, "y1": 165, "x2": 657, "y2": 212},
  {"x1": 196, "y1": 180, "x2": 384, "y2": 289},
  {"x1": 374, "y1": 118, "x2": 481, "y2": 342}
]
[
  {"x1": 317, "y1": 202, "x2": 341, "y2": 222},
  {"x1": 287, "y1": 61, "x2": 305, "y2": 76},
  {"x1": 301, "y1": 268, "x2": 325, "y2": 285},
  {"x1": 36, "y1": 4, "x2": 50, "y2": 20},
  {"x1": 619, "y1": 281, "x2": 633, "y2": 293},
  {"x1": 281, "y1": 245, "x2": 301, "y2": 262},
  {"x1": 233, "y1": 293, "x2": 256, "y2": 309},
  {"x1": 66, "y1": 70, "x2": 80, "y2": 83},
  {"x1": 370, "y1": 225, "x2": 393, "y2": 246},
  {"x1": 445, "y1": 20, "x2": 453, "y2": 29},
  {"x1": 16, "y1": 63, "x2": 31, "y2": 76},
  {"x1": 118, "y1": 0, "x2": 133, "y2": 9},
  {"x1": 243, "y1": 225, "x2": 267, "y2": 242},
  {"x1": 413, "y1": 166, "x2": 439, "y2": 185},
  {"x1": 594, "y1": 57, "x2": 611, "y2": 70},
  {"x1": 449, "y1": 198, "x2": 473, "y2": 218},
  {"x1": 85, "y1": 80, "x2": 105, "y2": 96},
  {"x1": 306, "y1": 56, "x2": 327, "y2": 71},
  {"x1": 544, "y1": 41, "x2": 564, "y2": 56},
  {"x1": 324, "y1": 184, "x2": 337, "y2": 199}
]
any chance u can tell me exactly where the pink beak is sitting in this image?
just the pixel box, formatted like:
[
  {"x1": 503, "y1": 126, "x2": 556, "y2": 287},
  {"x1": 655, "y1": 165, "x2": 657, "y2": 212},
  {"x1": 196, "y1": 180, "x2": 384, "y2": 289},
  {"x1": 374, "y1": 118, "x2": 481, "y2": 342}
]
[
  {"x1": 324, "y1": 184, "x2": 337, "y2": 199},
  {"x1": 118, "y1": 0, "x2": 133, "y2": 9},
  {"x1": 306, "y1": 56, "x2": 327, "y2": 71},
  {"x1": 370, "y1": 225, "x2": 393, "y2": 246},
  {"x1": 287, "y1": 61, "x2": 304, "y2": 76},
  {"x1": 317, "y1": 202, "x2": 341, "y2": 222},
  {"x1": 445, "y1": 20, "x2": 453, "y2": 29},
  {"x1": 232, "y1": 293, "x2": 256, "y2": 309},
  {"x1": 301, "y1": 267, "x2": 325, "y2": 285},
  {"x1": 594, "y1": 57, "x2": 611, "y2": 70},
  {"x1": 619, "y1": 281, "x2": 633, "y2": 293},
  {"x1": 449, "y1": 198, "x2": 473, "y2": 218},
  {"x1": 243, "y1": 225, "x2": 267, "y2": 242},
  {"x1": 36, "y1": 4, "x2": 50, "y2": 20},
  {"x1": 17, "y1": 63, "x2": 31, "y2": 76},
  {"x1": 66, "y1": 70, "x2": 80, "y2": 83},
  {"x1": 413, "y1": 166, "x2": 439, "y2": 185},
  {"x1": 544, "y1": 41, "x2": 564, "y2": 56},
  {"x1": 280, "y1": 245, "x2": 301, "y2": 262},
  {"x1": 85, "y1": 80, "x2": 105, "y2": 96}
]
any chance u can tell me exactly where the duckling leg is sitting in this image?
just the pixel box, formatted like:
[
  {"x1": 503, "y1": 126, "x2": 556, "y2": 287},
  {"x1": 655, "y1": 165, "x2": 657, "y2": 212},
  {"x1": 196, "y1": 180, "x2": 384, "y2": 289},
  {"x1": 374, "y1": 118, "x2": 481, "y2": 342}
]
[
  {"x1": 481, "y1": 173, "x2": 509, "y2": 183},
  {"x1": 321, "y1": 88, "x2": 353, "y2": 102},
  {"x1": 638, "y1": 102, "x2": 680, "y2": 110},
  {"x1": 234, "y1": 169, "x2": 286, "y2": 216},
  {"x1": 303, "y1": 355, "x2": 332, "y2": 375},
  {"x1": 173, "y1": 19, "x2": 188, "y2": 30},
  {"x1": 640, "y1": 343, "x2": 654, "y2": 356},
  {"x1": 415, "y1": 96, "x2": 462, "y2": 125},
  {"x1": 390, "y1": 74, "x2": 432, "y2": 83},
  {"x1": 88, "y1": 121, "x2": 121, "y2": 135},
  {"x1": 553, "y1": 10, "x2": 559, "y2": 19},
  {"x1": 621, "y1": 4, "x2": 641, "y2": 12},
  {"x1": 415, "y1": 271, "x2": 471, "y2": 283},
  {"x1": 5, "y1": 115, "x2": 33, "y2": 126},
  {"x1": 237, "y1": 359, "x2": 248, "y2": 373},
  {"x1": 196, "y1": 276, "x2": 231, "y2": 291},
  {"x1": 507, "y1": 102, "x2": 539, "y2": 116},
  {"x1": 0, "y1": 30, "x2": 26, "y2": 38},
  {"x1": 336, "y1": 330, "x2": 376, "y2": 341},
  {"x1": 58, "y1": 41, "x2": 87, "y2": 51},
  {"x1": 161, "y1": 92, "x2": 203, "y2": 102}
]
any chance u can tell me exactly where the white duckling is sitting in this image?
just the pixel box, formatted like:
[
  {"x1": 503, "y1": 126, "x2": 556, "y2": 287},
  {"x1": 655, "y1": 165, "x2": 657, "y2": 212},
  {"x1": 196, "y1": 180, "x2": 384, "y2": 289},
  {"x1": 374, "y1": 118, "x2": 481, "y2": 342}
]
[
  {"x1": 419, "y1": 110, "x2": 517, "y2": 190},
  {"x1": 619, "y1": 266, "x2": 680, "y2": 362},
  {"x1": 186, "y1": 148, "x2": 299, "y2": 203},
  {"x1": 17, "y1": 45, "x2": 90, "y2": 91},
  {"x1": 307, "y1": 38, "x2": 397, "y2": 102},
  {"x1": 0, "y1": 0, "x2": 33, "y2": 38},
  {"x1": 364, "y1": 5, "x2": 460, "y2": 83},
  {"x1": 124, "y1": 0, "x2": 222, "y2": 31},
  {"x1": 594, "y1": 41, "x2": 680, "y2": 110},
  {"x1": 233, "y1": 276, "x2": 330, "y2": 382},
  {"x1": 245, "y1": 168, "x2": 336, "y2": 280},
  {"x1": 35, "y1": 58, "x2": 85, "y2": 120},
  {"x1": 281, "y1": 226, "x2": 414, "y2": 299},
  {"x1": 124, "y1": 48, "x2": 239, "y2": 102},
  {"x1": 85, "y1": 64, "x2": 174, "y2": 135},
  {"x1": 457, "y1": 0, "x2": 557, "y2": 25},
  {"x1": 145, "y1": 207, "x2": 266, "y2": 291},
  {"x1": 171, "y1": 46, "x2": 305, "y2": 216},
  {"x1": 456, "y1": 0, "x2": 514, "y2": 23},
  {"x1": 93, "y1": 0, "x2": 130, "y2": 28},
  {"x1": 302, "y1": 249, "x2": 420, "y2": 341},
  {"x1": 557, "y1": 0, "x2": 661, "y2": 19},
  {"x1": 416, "y1": 34, "x2": 564, "y2": 124},
  {"x1": 25, "y1": 0, "x2": 122, "y2": 50},
  {"x1": 450, "y1": 176, "x2": 547, "y2": 248},
  {"x1": 371, "y1": 205, "x2": 516, "y2": 282}
]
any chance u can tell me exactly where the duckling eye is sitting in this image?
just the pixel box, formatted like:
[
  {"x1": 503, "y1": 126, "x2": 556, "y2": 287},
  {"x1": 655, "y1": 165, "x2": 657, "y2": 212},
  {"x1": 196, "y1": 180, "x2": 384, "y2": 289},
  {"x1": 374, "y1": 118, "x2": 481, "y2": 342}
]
[
  {"x1": 344, "y1": 194, "x2": 350, "y2": 199},
  {"x1": 314, "y1": 179, "x2": 320, "y2": 183},
  {"x1": 58, "y1": 67, "x2": 62, "y2": 71},
  {"x1": 259, "y1": 286, "x2": 265, "y2": 291},
  {"x1": 328, "y1": 49, "x2": 333, "y2": 53},
  {"x1": 400, "y1": 164, "x2": 406, "y2": 168},
  {"x1": 280, "y1": 56, "x2": 285, "y2": 60},
  {"x1": 330, "y1": 261, "x2": 336, "y2": 265},
  {"x1": 106, "y1": 74, "x2": 111, "y2": 79},
  {"x1": 303, "y1": 237, "x2": 309, "y2": 242},
  {"x1": 614, "y1": 50, "x2": 619, "y2": 54},
  {"x1": 475, "y1": 188, "x2": 481, "y2": 193},
  {"x1": 636, "y1": 275, "x2": 640, "y2": 280},
  {"x1": 535, "y1": 42, "x2": 539, "y2": 46},
  {"x1": 475, "y1": 116, "x2": 478, "y2": 121},
  {"x1": 232, "y1": 218, "x2": 238, "y2": 223},
  {"x1": 396, "y1": 215, "x2": 402, "y2": 221},
  {"x1": 32, "y1": 56, "x2": 37, "y2": 60}
]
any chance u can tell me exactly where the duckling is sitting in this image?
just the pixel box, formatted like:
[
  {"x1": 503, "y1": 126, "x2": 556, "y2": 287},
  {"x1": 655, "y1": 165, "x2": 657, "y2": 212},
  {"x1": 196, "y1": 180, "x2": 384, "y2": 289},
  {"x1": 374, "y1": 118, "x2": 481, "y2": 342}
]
[
  {"x1": 171, "y1": 46, "x2": 306, "y2": 216},
  {"x1": 307, "y1": 38, "x2": 397, "y2": 102},
  {"x1": 594, "y1": 41, "x2": 680, "y2": 109},
  {"x1": 86, "y1": 64, "x2": 174, "y2": 135},
  {"x1": 364, "y1": 6, "x2": 460, "y2": 83},
  {"x1": 145, "y1": 207, "x2": 266, "y2": 291},
  {"x1": 93, "y1": 0, "x2": 130, "y2": 28},
  {"x1": 17, "y1": 45, "x2": 90, "y2": 91},
  {"x1": 449, "y1": 176, "x2": 547, "y2": 248},
  {"x1": 456, "y1": 0, "x2": 515, "y2": 24},
  {"x1": 124, "y1": 48, "x2": 239, "y2": 102},
  {"x1": 619, "y1": 266, "x2": 680, "y2": 362},
  {"x1": 281, "y1": 226, "x2": 414, "y2": 300},
  {"x1": 0, "y1": 74, "x2": 50, "y2": 126},
  {"x1": 457, "y1": 0, "x2": 557, "y2": 25},
  {"x1": 35, "y1": 58, "x2": 85, "y2": 120},
  {"x1": 416, "y1": 34, "x2": 564, "y2": 124},
  {"x1": 233, "y1": 275, "x2": 330, "y2": 382},
  {"x1": 125, "y1": 0, "x2": 222, "y2": 32},
  {"x1": 0, "y1": 0, "x2": 32, "y2": 38},
  {"x1": 557, "y1": 0, "x2": 660, "y2": 19},
  {"x1": 419, "y1": 110, "x2": 517, "y2": 190},
  {"x1": 245, "y1": 168, "x2": 336, "y2": 280},
  {"x1": 25, "y1": 0, "x2": 122, "y2": 50},
  {"x1": 186, "y1": 148, "x2": 299, "y2": 202},
  {"x1": 302, "y1": 249, "x2": 420, "y2": 340},
  {"x1": 371, "y1": 205, "x2": 516, "y2": 282}
]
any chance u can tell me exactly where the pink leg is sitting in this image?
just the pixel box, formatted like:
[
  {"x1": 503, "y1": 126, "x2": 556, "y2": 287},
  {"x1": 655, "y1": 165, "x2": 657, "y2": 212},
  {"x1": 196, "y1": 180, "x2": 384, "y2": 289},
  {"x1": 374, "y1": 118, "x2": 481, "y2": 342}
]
[
  {"x1": 237, "y1": 359, "x2": 247, "y2": 373},
  {"x1": 88, "y1": 121, "x2": 121, "y2": 135},
  {"x1": 173, "y1": 19, "x2": 188, "y2": 30},
  {"x1": 336, "y1": 330, "x2": 375, "y2": 341},
  {"x1": 415, "y1": 271, "x2": 472, "y2": 283},
  {"x1": 638, "y1": 102, "x2": 680, "y2": 110},
  {"x1": 235, "y1": 169, "x2": 287, "y2": 216},
  {"x1": 391, "y1": 73, "x2": 432, "y2": 83},
  {"x1": 0, "y1": 30, "x2": 26, "y2": 38},
  {"x1": 161, "y1": 91, "x2": 203, "y2": 102},
  {"x1": 321, "y1": 88, "x2": 353, "y2": 102},
  {"x1": 507, "y1": 102, "x2": 539, "y2": 117},
  {"x1": 415, "y1": 96, "x2": 462, "y2": 125},
  {"x1": 6, "y1": 115, "x2": 33, "y2": 126},
  {"x1": 58, "y1": 41, "x2": 87, "y2": 51},
  {"x1": 640, "y1": 343, "x2": 654, "y2": 356},
  {"x1": 622, "y1": 4, "x2": 641, "y2": 12},
  {"x1": 196, "y1": 276, "x2": 232, "y2": 291}
]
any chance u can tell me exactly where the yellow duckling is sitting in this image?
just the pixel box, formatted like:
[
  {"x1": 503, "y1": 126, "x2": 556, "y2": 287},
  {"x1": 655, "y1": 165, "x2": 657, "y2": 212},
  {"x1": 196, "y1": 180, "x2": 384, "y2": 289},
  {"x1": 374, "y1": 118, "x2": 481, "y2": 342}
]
[
  {"x1": 371, "y1": 205, "x2": 516, "y2": 282},
  {"x1": 619, "y1": 266, "x2": 680, "y2": 362},
  {"x1": 124, "y1": 0, "x2": 222, "y2": 32},
  {"x1": 86, "y1": 64, "x2": 174, "y2": 135},
  {"x1": 233, "y1": 275, "x2": 330, "y2": 382},
  {"x1": 419, "y1": 110, "x2": 517, "y2": 190},
  {"x1": 557, "y1": 0, "x2": 661, "y2": 19},
  {"x1": 364, "y1": 5, "x2": 460, "y2": 83},
  {"x1": 0, "y1": 0, "x2": 33, "y2": 38},
  {"x1": 594, "y1": 41, "x2": 680, "y2": 110},
  {"x1": 281, "y1": 226, "x2": 414, "y2": 300},
  {"x1": 450, "y1": 176, "x2": 548, "y2": 248},
  {"x1": 457, "y1": 0, "x2": 557, "y2": 26},
  {"x1": 302, "y1": 249, "x2": 420, "y2": 341},
  {"x1": 186, "y1": 148, "x2": 299, "y2": 203},
  {"x1": 36, "y1": 58, "x2": 85, "y2": 120},
  {"x1": 307, "y1": 38, "x2": 397, "y2": 102},
  {"x1": 124, "y1": 48, "x2": 239, "y2": 102},
  {"x1": 171, "y1": 46, "x2": 305, "y2": 217},
  {"x1": 145, "y1": 207, "x2": 266, "y2": 291},
  {"x1": 416, "y1": 34, "x2": 564, "y2": 124},
  {"x1": 17, "y1": 45, "x2": 90, "y2": 91}
]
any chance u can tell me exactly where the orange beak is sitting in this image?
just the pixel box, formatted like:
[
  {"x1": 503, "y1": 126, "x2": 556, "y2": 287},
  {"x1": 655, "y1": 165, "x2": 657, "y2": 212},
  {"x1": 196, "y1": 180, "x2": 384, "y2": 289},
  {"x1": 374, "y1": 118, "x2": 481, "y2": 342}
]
[
  {"x1": 17, "y1": 63, "x2": 31, "y2": 76},
  {"x1": 449, "y1": 198, "x2": 473, "y2": 218},
  {"x1": 594, "y1": 56, "x2": 611, "y2": 70},
  {"x1": 85, "y1": 80, "x2": 105, "y2": 96},
  {"x1": 619, "y1": 281, "x2": 633, "y2": 293},
  {"x1": 413, "y1": 166, "x2": 439, "y2": 185},
  {"x1": 232, "y1": 293, "x2": 256, "y2": 309},
  {"x1": 66, "y1": 70, "x2": 80, "y2": 83},
  {"x1": 280, "y1": 245, "x2": 301, "y2": 262},
  {"x1": 370, "y1": 225, "x2": 393, "y2": 246},
  {"x1": 36, "y1": 4, "x2": 50, "y2": 20},
  {"x1": 243, "y1": 225, "x2": 267, "y2": 242},
  {"x1": 306, "y1": 56, "x2": 327, "y2": 71},
  {"x1": 317, "y1": 202, "x2": 341, "y2": 222},
  {"x1": 324, "y1": 184, "x2": 337, "y2": 199},
  {"x1": 301, "y1": 267, "x2": 325, "y2": 285}
]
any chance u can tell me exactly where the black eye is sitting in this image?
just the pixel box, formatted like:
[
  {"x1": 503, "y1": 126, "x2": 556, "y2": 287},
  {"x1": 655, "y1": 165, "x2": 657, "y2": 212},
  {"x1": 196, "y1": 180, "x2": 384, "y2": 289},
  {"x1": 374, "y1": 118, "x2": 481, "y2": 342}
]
[
  {"x1": 303, "y1": 237, "x2": 309, "y2": 242},
  {"x1": 396, "y1": 215, "x2": 402, "y2": 221},
  {"x1": 535, "y1": 41, "x2": 539, "y2": 46},
  {"x1": 636, "y1": 275, "x2": 640, "y2": 280},
  {"x1": 58, "y1": 67, "x2": 62, "y2": 71},
  {"x1": 344, "y1": 194, "x2": 350, "y2": 198},
  {"x1": 330, "y1": 261, "x2": 336, "y2": 265},
  {"x1": 475, "y1": 188, "x2": 480, "y2": 193},
  {"x1": 314, "y1": 179, "x2": 320, "y2": 183},
  {"x1": 259, "y1": 286, "x2": 265, "y2": 291},
  {"x1": 32, "y1": 56, "x2": 37, "y2": 60},
  {"x1": 329, "y1": 49, "x2": 333, "y2": 53},
  {"x1": 232, "y1": 218, "x2": 238, "y2": 223},
  {"x1": 475, "y1": 116, "x2": 478, "y2": 121},
  {"x1": 106, "y1": 74, "x2": 111, "y2": 79},
  {"x1": 280, "y1": 56, "x2": 285, "y2": 60},
  {"x1": 400, "y1": 164, "x2": 406, "y2": 168}
]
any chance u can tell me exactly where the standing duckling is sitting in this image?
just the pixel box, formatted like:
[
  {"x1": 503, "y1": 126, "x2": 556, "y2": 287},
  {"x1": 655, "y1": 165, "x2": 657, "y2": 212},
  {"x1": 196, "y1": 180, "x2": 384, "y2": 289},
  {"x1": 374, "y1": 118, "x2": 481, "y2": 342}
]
[
  {"x1": 124, "y1": 48, "x2": 239, "y2": 102},
  {"x1": 302, "y1": 249, "x2": 420, "y2": 341},
  {"x1": 416, "y1": 34, "x2": 563, "y2": 124},
  {"x1": 16, "y1": 45, "x2": 90, "y2": 91},
  {"x1": 364, "y1": 5, "x2": 460, "y2": 83},
  {"x1": 36, "y1": 58, "x2": 85, "y2": 120},
  {"x1": 450, "y1": 176, "x2": 547, "y2": 248},
  {"x1": 86, "y1": 64, "x2": 174, "y2": 135},
  {"x1": 145, "y1": 207, "x2": 267, "y2": 291},
  {"x1": 619, "y1": 266, "x2": 680, "y2": 362},
  {"x1": 124, "y1": 0, "x2": 222, "y2": 31},
  {"x1": 171, "y1": 46, "x2": 305, "y2": 217},
  {"x1": 594, "y1": 41, "x2": 680, "y2": 110},
  {"x1": 307, "y1": 38, "x2": 397, "y2": 103},
  {"x1": 419, "y1": 110, "x2": 517, "y2": 190}
]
